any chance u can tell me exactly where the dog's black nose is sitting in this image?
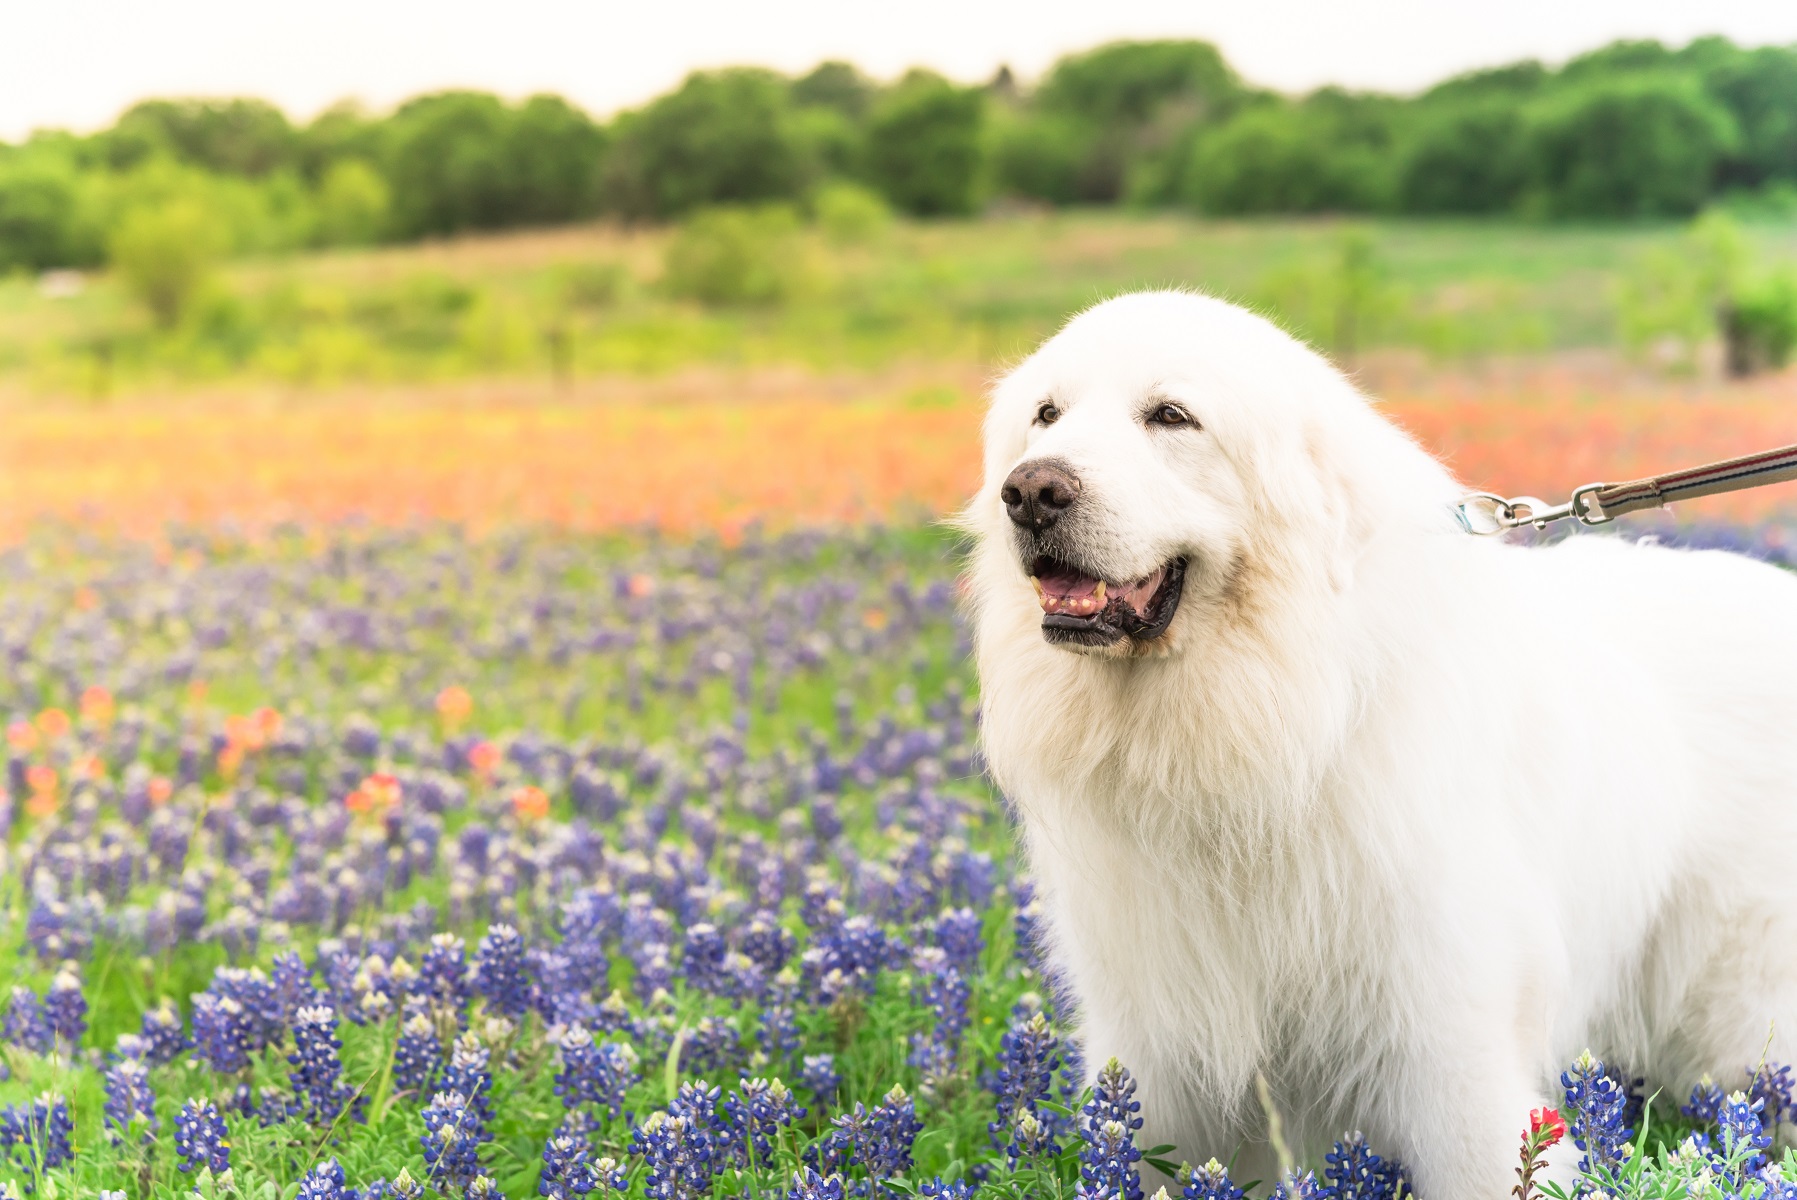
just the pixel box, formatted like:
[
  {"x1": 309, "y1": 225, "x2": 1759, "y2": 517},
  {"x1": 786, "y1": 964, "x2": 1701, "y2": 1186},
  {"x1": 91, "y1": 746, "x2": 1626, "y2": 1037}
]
[{"x1": 1001, "y1": 459, "x2": 1081, "y2": 531}]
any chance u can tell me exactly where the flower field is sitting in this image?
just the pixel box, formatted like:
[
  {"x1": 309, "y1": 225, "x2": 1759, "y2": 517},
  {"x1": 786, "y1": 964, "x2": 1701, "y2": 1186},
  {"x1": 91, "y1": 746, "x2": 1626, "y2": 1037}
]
[
  {"x1": 4, "y1": 518, "x2": 1797, "y2": 1200},
  {"x1": 2, "y1": 352, "x2": 1797, "y2": 1200},
  {"x1": 2, "y1": 360, "x2": 1796, "y2": 543}
]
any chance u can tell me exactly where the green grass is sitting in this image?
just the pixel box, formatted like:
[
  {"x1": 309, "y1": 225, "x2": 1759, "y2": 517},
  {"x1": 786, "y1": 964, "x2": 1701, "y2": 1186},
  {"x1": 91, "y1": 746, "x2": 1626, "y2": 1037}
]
[{"x1": 6, "y1": 211, "x2": 1797, "y2": 396}]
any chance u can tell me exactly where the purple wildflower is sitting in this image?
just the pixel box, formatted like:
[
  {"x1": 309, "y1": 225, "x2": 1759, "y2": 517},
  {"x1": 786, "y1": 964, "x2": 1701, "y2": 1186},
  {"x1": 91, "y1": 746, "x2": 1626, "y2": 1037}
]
[{"x1": 174, "y1": 1098, "x2": 231, "y2": 1174}]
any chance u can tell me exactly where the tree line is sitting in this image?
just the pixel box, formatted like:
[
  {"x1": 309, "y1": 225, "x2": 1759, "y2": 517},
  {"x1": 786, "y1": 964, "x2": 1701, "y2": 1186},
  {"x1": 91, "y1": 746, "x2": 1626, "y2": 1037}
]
[{"x1": 1, "y1": 36, "x2": 1795, "y2": 272}]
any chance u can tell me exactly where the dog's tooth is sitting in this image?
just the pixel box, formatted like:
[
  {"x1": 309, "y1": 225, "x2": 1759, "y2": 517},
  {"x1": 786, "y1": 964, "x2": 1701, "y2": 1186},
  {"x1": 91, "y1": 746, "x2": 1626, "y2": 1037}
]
[
  {"x1": 1030, "y1": 577, "x2": 1045, "y2": 600},
  {"x1": 1093, "y1": 581, "x2": 1107, "y2": 604}
]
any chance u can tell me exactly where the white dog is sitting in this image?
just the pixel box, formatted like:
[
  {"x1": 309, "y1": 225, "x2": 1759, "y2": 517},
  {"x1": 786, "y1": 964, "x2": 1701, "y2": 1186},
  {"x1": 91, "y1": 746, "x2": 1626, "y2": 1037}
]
[{"x1": 965, "y1": 290, "x2": 1797, "y2": 1199}]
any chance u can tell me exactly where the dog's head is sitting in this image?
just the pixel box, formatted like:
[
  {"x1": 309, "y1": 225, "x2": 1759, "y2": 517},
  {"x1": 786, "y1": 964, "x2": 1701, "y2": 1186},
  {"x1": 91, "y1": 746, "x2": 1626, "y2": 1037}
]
[{"x1": 969, "y1": 290, "x2": 1455, "y2": 660}]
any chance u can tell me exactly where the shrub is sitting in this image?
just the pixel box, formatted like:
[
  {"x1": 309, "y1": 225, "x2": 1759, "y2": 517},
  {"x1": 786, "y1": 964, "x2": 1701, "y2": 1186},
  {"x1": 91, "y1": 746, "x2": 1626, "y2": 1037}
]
[
  {"x1": 1522, "y1": 73, "x2": 1739, "y2": 217},
  {"x1": 662, "y1": 205, "x2": 804, "y2": 306},
  {"x1": 314, "y1": 159, "x2": 390, "y2": 246},
  {"x1": 108, "y1": 199, "x2": 224, "y2": 327},
  {"x1": 604, "y1": 69, "x2": 811, "y2": 220},
  {"x1": 811, "y1": 182, "x2": 890, "y2": 244},
  {"x1": 1721, "y1": 268, "x2": 1797, "y2": 376},
  {"x1": 863, "y1": 74, "x2": 986, "y2": 216}
]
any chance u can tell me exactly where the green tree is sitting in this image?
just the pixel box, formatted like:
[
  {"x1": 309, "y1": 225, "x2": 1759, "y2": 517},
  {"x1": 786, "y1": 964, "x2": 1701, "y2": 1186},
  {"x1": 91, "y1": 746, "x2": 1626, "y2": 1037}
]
[
  {"x1": 1701, "y1": 45, "x2": 1797, "y2": 188},
  {"x1": 1016, "y1": 40, "x2": 1250, "y2": 204},
  {"x1": 382, "y1": 91, "x2": 519, "y2": 237},
  {"x1": 506, "y1": 95, "x2": 607, "y2": 225},
  {"x1": 792, "y1": 61, "x2": 875, "y2": 119},
  {"x1": 1523, "y1": 73, "x2": 1738, "y2": 217},
  {"x1": 1399, "y1": 103, "x2": 1530, "y2": 212},
  {"x1": 108, "y1": 98, "x2": 298, "y2": 176},
  {"x1": 0, "y1": 159, "x2": 100, "y2": 270},
  {"x1": 1182, "y1": 96, "x2": 1395, "y2": 214},
  {"x1": 863, "y1": 73, "x2": 986, "y2": 216},
  {"x1": 604, "y1": 69, "x2": 810, "y2": 219}
]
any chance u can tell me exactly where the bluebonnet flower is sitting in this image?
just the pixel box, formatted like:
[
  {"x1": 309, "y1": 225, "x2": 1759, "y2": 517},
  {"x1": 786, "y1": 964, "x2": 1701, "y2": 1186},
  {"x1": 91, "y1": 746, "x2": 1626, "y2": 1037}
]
[
  {"x1": 103, "y1": 1058, "x2": 157, "y2": 1143},
  {"x1": 1008, "y1": 1108, "x2": 1061, "y2": 1169},
  {"x1": 272, "y1": 950, "x2": 321, "y2": 1016},
  {"x1": 786, "y1": 1168, "x2": 846, "y2": 1200},
  {"x1": 1715, "y1": 1090, "x2": 1773, "y2": 1181},
  {"x1": 421, "y1": 1089, "x2": 488, "y2": 1191},
  {"x1": 174, "y1": 1098, "x2": 232, "y2": 1174},
  {"x1": 1325, "y1": 1132, "x2": 1406, "y2": 1200},
  {"x1": 393, "y1": 1013, "x2": 443, "y2": 1096},
  {"x1": 741, "y1": 910, "x2": 797, "y2": 976},
  {"x1": 0, "y1": 1094, "x2": 75, "y2": 1174},
  {"x1": 1561, "y1": 1051, "x2": 1632, "y2": 1188},
  {"x1": 541, "y1": 1128, "x2": 600, "y2": 1200},
  {"x1": 419, "y1": 933, "x2": 472, "y2": 1018},
  {"x1": 289, "y1": 1004, "x2": 365, "y2": 1125},
  {"x1": 813, "y1": 1085, "x2": 923, "y2": 1190},
  {"x1": 474, "y1": 923, "x2": 530, "y2": 1018},
  {"x1": 297, "y1": 1158, "x2": 359, "y2": 1200},
  {"x1": 1180, "y1": 1159, "x2": 1247, "y2": 1200},
  {"x1": 801, "y1": 1054, "x2": 841, "y2": 1103},
  {"x1": 727, "y1": 1077, "x2": 806, "y2": 1171},
  {"x1": 1078, "y1": 1058, "x2": 1144, "y2": 1200},
  {"x1": 442, "y1": 1031, "x2": 496, "y2": 1124},
  {"x1": 2, "y1": 987, "x2": 51, "y2": 1055},
  {"x1": 1271, "y1": 1171, "x2": 1326, "y2": 1200},
  {"x1": 365, "y1": 1169, "x2": 424, "y2": 1200},
  {"x1": 1683, "y1": 1076, "x2": 1727, "y2": 1123},
  {"x1": 1751, "y1": 1062, "x2": 1796, "y2": 1126},
  {"x1": 919, "y1": 1182, "x2": 976, "y2": 1200},
  {"x1": 908, "y1": 948, "x2": 969, "y2": 1096},
  {"x1": 991, "y1": 1005, "x2": 1061, "y2": 1157},
  {"x1": 932, "y1": 907, "x2": 983, "y2": 974},
  {"x1": 44, "y1": 967, "x2": 85, "y2": 1054},
  {"x1": 140, "y1": 997, "x2": 190, "y2": 1064},
  {"x1": 630, "y1": 1109, "x2": 719, "y2": 1200},
  {"x1": 554, "y1": 1025, "x2": 638, "y2": 1118},
  {"x1": 759, "y1": 1004, "x2": 804, "y2": 1062},
  {"x1": 191, "y1": 992, "x2": 252, "y2": 1075},
  {"x1": 683, "y1": 1015, "x2": 744, "y2": 1079},
  {"x1": 681, "y1": 923, "x2": 729, "y2": 995}
]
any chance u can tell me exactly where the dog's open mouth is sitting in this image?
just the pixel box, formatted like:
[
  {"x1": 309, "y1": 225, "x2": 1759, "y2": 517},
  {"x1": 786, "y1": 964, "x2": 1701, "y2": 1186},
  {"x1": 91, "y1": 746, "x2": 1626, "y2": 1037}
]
[{"x1": 1029, "y1": 555, "x2": 1187, "y2": 647}]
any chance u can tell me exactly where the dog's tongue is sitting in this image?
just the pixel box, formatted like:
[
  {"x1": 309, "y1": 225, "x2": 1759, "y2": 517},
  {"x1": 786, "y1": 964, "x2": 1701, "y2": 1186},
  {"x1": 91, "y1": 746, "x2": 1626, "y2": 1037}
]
[
  {"x1": 1034, "y1": 561, "x2": 1104, "y2": 617},
  {"x1": 1031, "y1": 561, "x2": 1167, "y2": 620}
]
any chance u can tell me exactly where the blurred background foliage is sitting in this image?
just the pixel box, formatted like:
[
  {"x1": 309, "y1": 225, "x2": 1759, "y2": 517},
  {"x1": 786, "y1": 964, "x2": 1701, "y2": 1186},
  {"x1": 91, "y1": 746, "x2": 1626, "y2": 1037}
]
[{"x1": 2, "y1": 35, "x2": 1797, "y2": 389}]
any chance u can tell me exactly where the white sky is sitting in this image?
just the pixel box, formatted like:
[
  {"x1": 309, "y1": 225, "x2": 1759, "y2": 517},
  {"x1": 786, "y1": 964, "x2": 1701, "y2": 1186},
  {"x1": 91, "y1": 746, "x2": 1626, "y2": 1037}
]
[{"x1": 3, "y1": 0, "x2": 1795, "y2": 141}]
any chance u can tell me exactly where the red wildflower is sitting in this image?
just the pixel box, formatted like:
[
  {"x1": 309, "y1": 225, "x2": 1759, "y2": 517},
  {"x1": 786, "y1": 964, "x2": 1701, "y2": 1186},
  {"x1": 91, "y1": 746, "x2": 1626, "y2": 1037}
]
[{"x1": 1529, "y1": 1106, "x2": 1566, "y2": 1148}]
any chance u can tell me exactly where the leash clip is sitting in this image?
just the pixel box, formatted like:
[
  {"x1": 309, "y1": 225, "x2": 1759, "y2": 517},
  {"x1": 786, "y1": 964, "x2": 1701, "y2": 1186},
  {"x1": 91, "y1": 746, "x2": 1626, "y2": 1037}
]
[{"x1": 1454, "y1": 483, "x2": 1612, "y2": 536}]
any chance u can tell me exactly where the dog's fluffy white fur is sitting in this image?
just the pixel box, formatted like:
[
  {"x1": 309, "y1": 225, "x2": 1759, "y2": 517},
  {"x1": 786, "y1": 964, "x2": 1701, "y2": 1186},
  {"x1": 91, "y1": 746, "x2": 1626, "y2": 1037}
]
[{"x1": 966, "y1": 290, "x2": 1797, "y2": 1199}]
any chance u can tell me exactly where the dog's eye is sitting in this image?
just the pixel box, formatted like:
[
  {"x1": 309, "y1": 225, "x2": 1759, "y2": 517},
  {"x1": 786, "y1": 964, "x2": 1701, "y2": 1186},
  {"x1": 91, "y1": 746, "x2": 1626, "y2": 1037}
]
[
  {"x1": 1148, "y1": 403, "x2": 1194, "y2": 428},
  {"x1": 1034, "y1": 402, "x2": 1061, "y2": 427}
]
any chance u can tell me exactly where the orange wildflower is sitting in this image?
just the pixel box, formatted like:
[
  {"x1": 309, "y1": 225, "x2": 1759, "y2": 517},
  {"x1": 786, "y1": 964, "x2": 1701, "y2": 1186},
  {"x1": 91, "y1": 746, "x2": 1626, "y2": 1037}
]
[
  {"x1": 79, "y1": 685, "x2": 115, "y2": 727},
  {"x1": 72, "y1": 585, "x2": 99, "y2": 611},
  {"x1": 146, "y1": 776, "x2": 173, "y2": 807},
  {"x1": 35, "y1": 708, "x2": 71, "y2": 740},
  {"x1": 627, "y1": 574, "x2": 657, "y2": 599},
  {"x1": 25, "y1": 764, "x2": 58, "y2": 817},
  {"x1": 6, "y1": 720, "x2": 37, "y2": 753},
  {"x1": 253, "y1": 707, "x2": 284, "y2": 740},
  {"x1": 510, "y1": 785, "x2": 550, "y2": 822},
  {"x1": 217, "y1": 744, "x2": 244, "y2": 780},
  {"x1": 435, "y1": 686, "x2": 474, "y2": 730},
  {"x1": 468, "y1": 740, "x2": 502, "y2": 779},
  {"x1": 346, "y1": 772, "x2": 401, "y2": 816}
]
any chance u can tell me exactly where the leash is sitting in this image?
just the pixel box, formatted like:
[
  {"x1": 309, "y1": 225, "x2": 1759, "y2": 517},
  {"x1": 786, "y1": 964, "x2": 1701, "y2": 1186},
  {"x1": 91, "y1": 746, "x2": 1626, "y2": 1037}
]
[{"x1": 1454, "y1": 443, "x2": 1797, "y2": 535}]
